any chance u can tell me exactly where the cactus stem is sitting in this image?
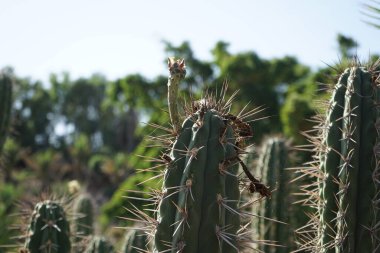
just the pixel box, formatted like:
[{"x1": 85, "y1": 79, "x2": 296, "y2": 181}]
[{"x1": 167, "y1": 58, "x2": 186, "y2": 134}]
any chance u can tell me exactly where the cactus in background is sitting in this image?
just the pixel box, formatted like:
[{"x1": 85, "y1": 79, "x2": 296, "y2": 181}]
[
  {"x1": 255, "y1": 137, "x2": 293, "y2": 253},
  {"x1": 0, "y1": 69, "x2": 13, "y2": 153},
  {"x1": 73, "y1": 193, "x2": 94, "y2": 252},
  {"x1": 23, "y1": 200, "x2": 71, "y2": 253},
  {"x1": 128, "y1": 58, "x2": 270, "y2": 253},
  {"x1": 122, "y1": 229, "x2": 150, "y2": 253},
  {"x1": 84, "y1": 236, "x2": 115, "y2": 253},
  {"x1": 297, "y1": 61, "x2": 380, "y2": 252},
  {"x1": 73, "y1": 194, "x2": 94, "y2": 237}
]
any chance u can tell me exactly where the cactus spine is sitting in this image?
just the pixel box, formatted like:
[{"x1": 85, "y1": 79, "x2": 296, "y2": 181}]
[
  {"x1": 122, "y1": 229, "x2": 149, "y2": 253},
  {"x1": 130, "y1": 58, "x2": 270, "y2": 253},
  {"x1": 0, "y1": 69, "x2": 12, "y2": 153},
  {"x1": 297, "y1": 63, "x2": 380, "y2": 252},
  {"x1": 24, "y1": 200, "x2": 71, "y2": 253},
  {"x1": 256, "y1": 137, "x2": 292, "y2": 253}
]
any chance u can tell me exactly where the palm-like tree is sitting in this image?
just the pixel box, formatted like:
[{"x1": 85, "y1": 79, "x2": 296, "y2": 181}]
[{"x1": 362, "y1": 0, "x2": 380, "y2": 29}]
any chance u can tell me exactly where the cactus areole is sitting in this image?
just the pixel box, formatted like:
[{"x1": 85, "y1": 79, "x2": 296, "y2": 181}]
[
  {"x1": 25, "y1": 201, "x2": 71, "y2": 253},
  {"x1": 150, "y1": 58, "x2": 270, "y2": 253}
]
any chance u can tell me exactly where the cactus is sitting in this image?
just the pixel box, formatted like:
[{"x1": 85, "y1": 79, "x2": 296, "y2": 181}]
[
  {"x1": 84, "y1": 236, "x2": 115, "y2": 253},
  {"x1": 0, "y1": 69, "x2": 13, "y2": 153},
  {"x1": 255, "y1": 137, "x2": 293, "y2": 253},
  {"x1": 73, "y1": 194, "x2": 94, "y2": 237},
  {"x1": 23, "y1": 200, "x2": 71, "y2": 253},
  {"x1": 73, "y1": 193, "x2": 94, "y2": 252},
  {"x1": 297, "y1": 62, "x2": 380, "y2": 252},
  {"x1": 122, "y1": 229, "x2": 150, "y2": 253},
  {"x1": 128, "y1": 58, "x2": 270, "y2": 253}
]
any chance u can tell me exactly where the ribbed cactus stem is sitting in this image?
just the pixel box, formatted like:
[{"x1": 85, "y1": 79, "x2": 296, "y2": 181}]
[
  {"x1": 256, "y1": 137, "x2": 290, "y2": 253},
  {"x1": 318, "y1": 70, "x2": 348, "y2": 252},
  {"x1": 334, "y1": 67, "x2": 378, "y2": 252},
  {"x1": 298, "y1": 63, "x2": 380, "y2": 253},
  {"x1": 24, "y1": 201, "x2": 71, "y2": 253},
  {"x1": 167, "y1": 58, "x2": 186, "y2": 134}
]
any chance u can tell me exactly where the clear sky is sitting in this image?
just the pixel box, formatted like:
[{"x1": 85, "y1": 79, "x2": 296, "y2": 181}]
[{"x1": 0, "y1": 0, "x2": 379, "y2": 82}]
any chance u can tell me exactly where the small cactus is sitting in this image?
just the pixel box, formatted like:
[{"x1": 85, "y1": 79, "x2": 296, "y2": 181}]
[{"x1": 24, "y1": 200, "x2": 71, "y2": 253}]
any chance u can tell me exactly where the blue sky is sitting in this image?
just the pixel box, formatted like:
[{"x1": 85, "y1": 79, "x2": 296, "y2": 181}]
[{"x1": 0, "y1": 0, "x2": 379, "y2": 82}]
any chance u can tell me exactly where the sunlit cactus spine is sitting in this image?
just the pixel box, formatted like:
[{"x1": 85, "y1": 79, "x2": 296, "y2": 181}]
[
  {"x1": 255, "y1": 137, "x2": 293, "y2": 253},
  {"x1": 23, "y1": 200, "x2": 71, "y2": 253},
  {"x1": 296, "y1": 61, "x2": 380, "y2": 253},
  {"x1": 73, "y1": 193, "x2": 94, "y2": 252},
  {"x1": 122, "y1": 229, "x2": 150, "y2": 253},
  {"x1": 84, "y1": 236, "x2": 115, "y2": 253},
  {"x1": 128, "y1": 58, "x2": 270, "y2": 253},
  {"x1": 0, "y1": 68, "x2": 13, "y2": 153}
]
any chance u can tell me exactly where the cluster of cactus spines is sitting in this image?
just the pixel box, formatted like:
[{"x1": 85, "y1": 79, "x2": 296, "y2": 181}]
[
  {"x1": 255, "y1": 137, "x2": 292, "y2": 253},
  {"x1": 122, "y1": 228, "x2": 150, "y2": 253},
  {"x1": 125, "y1": 58, "x2": 270, "y2": 253},
  {"x1": 0, "y1": 68, "x2": 13, "y2": 153},
  {"x1": 296, "y1": 60, "x2": 380, "y2": 252},
  {"x1": 84, "y1": 236, "x2": 115, "y2": 253},
  {"x1": 23, "y1": 200, "x2": 71, "y2": 253}
]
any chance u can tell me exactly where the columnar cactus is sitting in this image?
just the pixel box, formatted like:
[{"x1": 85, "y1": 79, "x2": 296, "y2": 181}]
[
  {"x1": 23, "y1": 200, "x2": 71, "y2": 253},
  {"x1": 0, "y1": 69, "x2": 13, "y2": 153},
  {"x1": 130, "y1": 58, "x2": 270, "y2": 253},
  {"x1": 84, "y1": 236, "x2": 115, "y2": 253},
  {"x1": 73, "y1": 193, "x2": 94, "y2": 252},
  {"x1": 255, "y1": 137, "x2": 292, "y2": 253},
  {"x1": 122, "y1": 229, "x2": 149, "y2": 253},
  {"x1": 73, "y1": 193, "x2": 94, "y2": 238},
  {"x1": 297, "y1": 62, "x2": 380, "y2": 252}
]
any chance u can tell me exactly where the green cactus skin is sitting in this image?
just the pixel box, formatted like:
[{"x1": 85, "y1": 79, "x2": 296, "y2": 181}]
[
  {"x1": 0, "y1": 69, "x2": 13, "y2": 153},
  {"x1": 256, "y1": 137, "x2": 291, "y2": 253},
  {"x1": 122, "y1": 229, "x2": 149, "y2": 253},
  {"x1": 147, "y1": 59, "x2": 270, "y2": 253},
  {"x1": 24, "y1": 201, "x2": 71, "y2": 253},
  {"x1": 73, "y1": 194, "x2": 94, "y2": 238},
  {"x1": 298, "y1": 64, "x2": 380, "y2": 253},
  {"x1": 84, "y1": 236, "x2": 115, "y2": 253}
]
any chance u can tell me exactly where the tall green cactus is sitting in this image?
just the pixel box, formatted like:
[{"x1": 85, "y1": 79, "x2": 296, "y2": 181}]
[
  {"x1": 129, "y1": 58, "x2": 270, "y2": 253},
  {"x1": 122, "y1": 229, "x2": 149, "y2": 253},
  {"x1": 23, "y1": 200, "x2": 71, "y2": 253},
  {"x1": 0, "y1": 69, "x2": 13, "y2": 153},
  {"x1": 84, "y1": 236, "x2": 115, "y2": 253},
  {"x1": 255, "y1": 137, "x2": 293, "y2": 253},
  {"x1": 297, "y1": 62, "x2": 380, "y2": 252}
]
